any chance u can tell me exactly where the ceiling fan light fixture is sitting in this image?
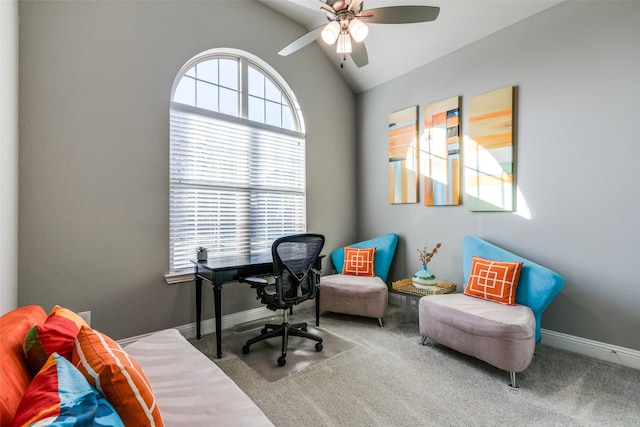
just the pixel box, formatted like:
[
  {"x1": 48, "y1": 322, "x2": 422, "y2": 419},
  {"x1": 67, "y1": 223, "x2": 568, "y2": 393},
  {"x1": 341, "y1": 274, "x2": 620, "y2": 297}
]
[
  {"x1": 321, "y1": 21, "x2": 341, "y2": 45},
  {"x1": 278, "y1": 2, "x2": 440, "y2": 69},
  {"x1": 336, "y1": 32, "x2": 352, "y2": 54},
  {"x1": 348, "y1": 19, "x2": 368, "y2": 43}
]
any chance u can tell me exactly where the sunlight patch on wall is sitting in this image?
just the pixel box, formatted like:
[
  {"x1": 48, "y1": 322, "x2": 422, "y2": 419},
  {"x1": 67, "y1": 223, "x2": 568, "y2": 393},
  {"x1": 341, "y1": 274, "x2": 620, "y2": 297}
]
[{"x1": 466, "y1": 86, "x2": 515, "y2": 212}]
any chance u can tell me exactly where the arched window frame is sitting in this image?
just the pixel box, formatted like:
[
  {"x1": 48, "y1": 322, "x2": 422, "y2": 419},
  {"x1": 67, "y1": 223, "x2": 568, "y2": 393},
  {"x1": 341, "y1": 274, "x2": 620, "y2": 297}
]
[{"x1": 167, "y1": 48, "x2": 307, "y2": 279}]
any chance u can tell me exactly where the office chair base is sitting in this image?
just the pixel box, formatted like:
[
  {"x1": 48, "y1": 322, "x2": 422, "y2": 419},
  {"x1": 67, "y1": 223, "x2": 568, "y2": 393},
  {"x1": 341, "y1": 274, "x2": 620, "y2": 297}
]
[{"x1": 242, "y1": 319, "x2": 323, "y2": 367}]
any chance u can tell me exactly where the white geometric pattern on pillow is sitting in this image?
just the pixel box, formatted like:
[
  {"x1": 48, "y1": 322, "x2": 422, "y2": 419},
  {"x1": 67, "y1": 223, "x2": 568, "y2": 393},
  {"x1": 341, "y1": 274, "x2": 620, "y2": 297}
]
[
  {"x1": 464, "y1": 256, "x2": 523, "y2": 305},
  {"x1": 343, "y1": 247, "x2": 376, "y2": 277}
]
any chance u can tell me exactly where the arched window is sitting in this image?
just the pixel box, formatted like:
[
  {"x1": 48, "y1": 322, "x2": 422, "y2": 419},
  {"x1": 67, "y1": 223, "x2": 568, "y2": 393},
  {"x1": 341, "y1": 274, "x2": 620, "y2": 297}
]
[{"x1": 169, "y1": 49, "x2": 306, "y2": 273}]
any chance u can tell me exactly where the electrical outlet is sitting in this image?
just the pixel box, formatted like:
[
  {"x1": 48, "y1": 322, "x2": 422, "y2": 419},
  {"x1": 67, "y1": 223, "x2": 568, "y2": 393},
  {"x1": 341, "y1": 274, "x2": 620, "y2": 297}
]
[{"x1": 78, "y1": 311, "x2": 91, "y2": 326}]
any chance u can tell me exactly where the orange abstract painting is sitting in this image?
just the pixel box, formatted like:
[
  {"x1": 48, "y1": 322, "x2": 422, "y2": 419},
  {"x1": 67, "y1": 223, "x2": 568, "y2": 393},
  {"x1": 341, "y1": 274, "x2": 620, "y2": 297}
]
[
  {"x1": 388, "y1": 106, "x2": 418, "y2": 204},
  {"x1": 422, "y1": 96, "x2": 461, "y2": 206},
  {"x1": 466, "y1": 86, "x2": 515, "y2": 211}
]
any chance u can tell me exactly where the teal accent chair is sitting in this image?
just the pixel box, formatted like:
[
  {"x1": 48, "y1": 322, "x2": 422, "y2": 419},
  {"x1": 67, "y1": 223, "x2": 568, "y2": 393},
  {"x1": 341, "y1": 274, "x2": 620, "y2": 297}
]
[
  {"x1": 419, "y1": 236, "x2": 565, "y2": 387},
  {"x1": 320, "y1": 233, "x2": 399, "y2": 326},
  {"x1": 461, "y1": 236, "x2": 565, "y2": 343}
]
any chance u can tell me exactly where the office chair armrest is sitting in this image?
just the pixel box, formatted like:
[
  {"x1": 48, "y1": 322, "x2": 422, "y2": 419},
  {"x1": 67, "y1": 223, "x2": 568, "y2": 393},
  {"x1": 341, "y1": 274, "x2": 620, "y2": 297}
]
[{"x1": 240, "y1": 276, "x2": 274, "y2": 288}]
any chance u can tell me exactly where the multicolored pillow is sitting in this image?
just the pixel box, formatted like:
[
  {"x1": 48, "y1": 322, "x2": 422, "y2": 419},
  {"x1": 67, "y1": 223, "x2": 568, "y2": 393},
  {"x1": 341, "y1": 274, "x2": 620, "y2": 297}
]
[
  {"x1": 23, "y1": 305, "x2": 89, "y2": 375},
  {"x1": 72, "y1": 326, "x2": 164, "y2": 426},
  {"x1": 463, "y1": 256, "x2": 524, "y2": 305},
  {"x1": 342, "y1": 246, "x2": 376, "y2": 277},
  {"x1": 13, "y1": 352, "x2": 124, "y2": 427}
]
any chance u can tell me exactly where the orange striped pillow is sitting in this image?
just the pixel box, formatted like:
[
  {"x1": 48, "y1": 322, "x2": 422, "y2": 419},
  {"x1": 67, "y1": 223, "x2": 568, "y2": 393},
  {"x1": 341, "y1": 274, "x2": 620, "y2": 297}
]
[
  {"x1": 343, "y1": 246, "x2": 376, "y2": 277},
  {"x1": 463, "y1": 256, "x2": 523, "y2": 305},
  {"x1": 72, "y1": 326, "x2": 164, "y2": 426}
]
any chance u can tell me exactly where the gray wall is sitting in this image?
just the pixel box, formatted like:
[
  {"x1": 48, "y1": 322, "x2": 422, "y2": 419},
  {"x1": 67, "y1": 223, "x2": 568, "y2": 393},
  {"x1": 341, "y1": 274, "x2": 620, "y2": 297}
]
[
  {"x1": 16, "y1": 0, "x2": 640, "y2": 352},
  {"x1": 0, "y1": 0, "x2": 19, "y2": 314},
  {"x1": 18, "y1": 1, "x2": 357, "y2": 339},
  {"x1": 357, "y1": 1, "x2": 640, "y2": 350}
]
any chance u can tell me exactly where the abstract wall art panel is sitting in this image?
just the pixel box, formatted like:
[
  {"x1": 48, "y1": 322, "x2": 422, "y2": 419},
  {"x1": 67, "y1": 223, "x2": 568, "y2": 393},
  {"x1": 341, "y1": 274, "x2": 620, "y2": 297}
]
[
  {"x1": 422, "y1": 96, "x2": 461, "y2": 206},
  {"x1": 388, "y1": 106, "x2": 418, "y2": 204},
  {"x1": 466, "y1": 86, "x2": 515, "y2": 212}
]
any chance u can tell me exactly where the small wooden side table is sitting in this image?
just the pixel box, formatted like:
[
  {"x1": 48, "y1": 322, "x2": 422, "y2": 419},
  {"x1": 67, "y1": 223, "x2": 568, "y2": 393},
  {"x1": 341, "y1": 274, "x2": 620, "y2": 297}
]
[
  {"x1": 391, "y1": 278, "x2": 457, "y2": 297},
  {"x1": 390, "y1": 278, "x2": 457, "y2": 321}
]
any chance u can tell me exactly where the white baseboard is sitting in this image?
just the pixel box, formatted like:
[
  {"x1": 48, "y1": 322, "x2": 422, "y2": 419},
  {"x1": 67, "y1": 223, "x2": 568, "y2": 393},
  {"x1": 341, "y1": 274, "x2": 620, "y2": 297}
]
[
  {"x1": 176, "y1": 306, "x2": 275, "y2": 339},
  {"x1": 541, "y1": 328, "x2": 640, "y2": 370},
  {"x1": 118, "y1": 306, "x2": 274, "y2": 347}
]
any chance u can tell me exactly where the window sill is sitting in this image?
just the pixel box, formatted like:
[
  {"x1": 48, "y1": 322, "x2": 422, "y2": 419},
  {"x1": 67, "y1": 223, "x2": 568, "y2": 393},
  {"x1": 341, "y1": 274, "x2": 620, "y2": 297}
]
[{"x1": 165, "y1": 270, "x2": 194, "y2": 285}]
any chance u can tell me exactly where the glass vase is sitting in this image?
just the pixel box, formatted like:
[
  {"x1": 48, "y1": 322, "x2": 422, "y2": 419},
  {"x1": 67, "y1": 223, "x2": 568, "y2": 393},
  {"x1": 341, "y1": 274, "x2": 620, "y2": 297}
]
[{"x1": 412, "y1": 264, "x2": 437, "y2": 289}]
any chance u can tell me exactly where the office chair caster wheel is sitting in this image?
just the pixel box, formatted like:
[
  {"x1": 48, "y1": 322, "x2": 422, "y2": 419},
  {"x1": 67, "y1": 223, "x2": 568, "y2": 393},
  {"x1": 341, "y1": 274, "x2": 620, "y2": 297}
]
[
  {"x1": 242, "y1": 345, "x2": 250, "y2": 354},
  {"x1": 315, "y1": 343, "x2": 323, "y2": 352},
  {"x1": 261, "y1": 328, "x2": 268, "y2": 334},
  {"x1": 277, "y1": 356, "x2": 286, "y2": 367},
  {"x1": 301, "y1": 326, "x2": 308, "y2": 332}
]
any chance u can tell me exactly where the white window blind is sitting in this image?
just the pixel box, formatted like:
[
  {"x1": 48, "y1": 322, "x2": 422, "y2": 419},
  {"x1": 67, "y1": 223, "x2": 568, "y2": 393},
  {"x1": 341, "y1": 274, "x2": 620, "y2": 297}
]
[{"x1": 169, "y1": 106, "x2": 306, "y2": 272}]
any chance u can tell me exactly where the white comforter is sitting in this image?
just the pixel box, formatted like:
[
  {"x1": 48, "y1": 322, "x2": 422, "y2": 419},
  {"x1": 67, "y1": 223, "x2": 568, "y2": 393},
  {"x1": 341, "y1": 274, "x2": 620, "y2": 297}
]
[{"x1": 125, "y1": 329, "x2": 273, "y2": 427}]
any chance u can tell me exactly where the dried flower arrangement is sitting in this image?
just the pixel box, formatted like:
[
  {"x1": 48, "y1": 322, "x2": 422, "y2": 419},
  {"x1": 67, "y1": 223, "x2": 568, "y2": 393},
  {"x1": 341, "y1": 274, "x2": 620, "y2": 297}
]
[{"x1": 417, "y1": 243, "x2": 442, "y2": 266}]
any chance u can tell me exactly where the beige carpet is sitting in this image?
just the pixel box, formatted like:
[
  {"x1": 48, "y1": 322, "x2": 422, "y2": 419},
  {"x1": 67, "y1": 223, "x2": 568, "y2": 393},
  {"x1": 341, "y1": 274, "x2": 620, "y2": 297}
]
[
  {"x1": 190, "y1": 320, "x2": 354, "y2": 382},
  {"x1": 191, "y1": 304, "x2": 640, "y2": 427}
]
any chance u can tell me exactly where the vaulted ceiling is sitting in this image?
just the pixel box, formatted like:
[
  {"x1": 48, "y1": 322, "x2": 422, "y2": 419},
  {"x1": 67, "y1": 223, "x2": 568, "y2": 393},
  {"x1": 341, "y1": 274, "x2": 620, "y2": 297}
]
[{"x1": 259, "y1": 0, "x2": 562, "y2": 93}]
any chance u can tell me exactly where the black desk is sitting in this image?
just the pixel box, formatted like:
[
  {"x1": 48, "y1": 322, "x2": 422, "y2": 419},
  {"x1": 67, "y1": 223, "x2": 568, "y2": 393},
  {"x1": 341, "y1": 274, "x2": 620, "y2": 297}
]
[{"x1": 192, "y1": 254, "x2": 323, "y2": 358}]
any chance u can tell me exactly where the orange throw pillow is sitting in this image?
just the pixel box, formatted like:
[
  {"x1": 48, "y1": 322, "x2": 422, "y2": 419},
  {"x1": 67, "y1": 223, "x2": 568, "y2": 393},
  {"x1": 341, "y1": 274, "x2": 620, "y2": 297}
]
[
  {"x1": 463, "y1": 256, "x2": 524, "y2": 305},
  {"x1": 0, "y1": 305, "x2": 48, "y2": 426},
  {"x1": 343, "y1": 246, "x2": 376, "y2": 277},
  {"x1": 72, "y1": 326, "x2": 164, "y2": 426}
]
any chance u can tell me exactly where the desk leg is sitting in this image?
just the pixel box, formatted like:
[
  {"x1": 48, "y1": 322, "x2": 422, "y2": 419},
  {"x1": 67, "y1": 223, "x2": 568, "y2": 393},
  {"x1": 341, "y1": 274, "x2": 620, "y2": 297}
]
[
  {"x1": 213, "y1": 284, "x2": 223, "y2": 359},
  {"x1": 314, "y1": 259, "x2": 322, "y2": 327},
  {"x1": 195, "y1": 276, "x2": 203, "y2": 340},
  {"x1": 315, "y1": 284, "x2": 320, "y2": 327}
]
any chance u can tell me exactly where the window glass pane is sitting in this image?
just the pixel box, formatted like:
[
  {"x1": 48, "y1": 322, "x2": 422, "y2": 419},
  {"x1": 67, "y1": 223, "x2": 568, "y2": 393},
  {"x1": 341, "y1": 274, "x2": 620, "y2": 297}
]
[
  {"x1": 219, "y1": 87, "x2": 238, "y2": 116},
  {"x1": 265, "y1": 100, "x2": 281, "y2": 128},
  {"x1": 196, "y1": 59, "x2": 218, "y2": 84},
  {"x1": 169, "y1": 52, "x2": 305, "y2": 273},
  {"x1": 248, "y1": 95, "x2": 265, "y2": 123},
  {"x1": 219, "y1": 59, "x2": 238, "y2": 90},
  {"x1": 282, "y1": 105, "x2": 295, "y2": 131},
  {"x1": 265, "y1": 78, "x2": 281, "y2": 102},
  {"x1": 248, "y1": 66, "x2": 264, "y2": 97},
  {"x1": 174, "y1": 76, "x2": 195, "y2": 105},
  {"x1": 196, "y1": 81, "x2": 218, "y2": 112}
]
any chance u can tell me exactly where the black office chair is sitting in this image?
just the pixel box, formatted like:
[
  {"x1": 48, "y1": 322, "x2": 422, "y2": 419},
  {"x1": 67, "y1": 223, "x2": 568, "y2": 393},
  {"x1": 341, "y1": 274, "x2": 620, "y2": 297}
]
[{"x1": 240, "y1": 233, "x2": 325, "y2": 367}]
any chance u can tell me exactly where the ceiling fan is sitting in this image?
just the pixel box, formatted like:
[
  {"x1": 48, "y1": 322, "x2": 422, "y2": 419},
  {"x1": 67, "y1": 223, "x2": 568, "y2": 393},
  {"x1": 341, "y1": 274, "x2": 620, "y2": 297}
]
[{"x1": 278, "y1": 0, "x2": 440, "y2": 68}]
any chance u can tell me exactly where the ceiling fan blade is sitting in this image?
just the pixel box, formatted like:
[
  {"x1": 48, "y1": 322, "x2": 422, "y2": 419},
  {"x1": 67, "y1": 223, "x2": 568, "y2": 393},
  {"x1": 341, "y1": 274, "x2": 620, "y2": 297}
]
[
  {"x1": 360, "y1": 6, "x2": 440, "y2": 24},
  {"x1": 287, "y1": 0, "x2": 334, "y2": 13},
  {"x1": 278, "y1": 25, "x2": 325, "y2": 56},
  {"x1": 347, "y1": 0, "x2": 363, "y2": 12},
  {"x1": 351, "y1": 41, "x2": 369, "y2": 68}
]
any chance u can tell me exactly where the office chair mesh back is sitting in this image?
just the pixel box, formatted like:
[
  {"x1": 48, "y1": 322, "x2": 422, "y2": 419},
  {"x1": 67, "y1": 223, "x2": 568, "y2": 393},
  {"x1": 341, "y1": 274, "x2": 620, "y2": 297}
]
[
  {"x1": 241, "y1": 234, "x2": 325, "y2": 367},
  {"x1": 273, "y1": 235, "x2": 324, "y2": 304}
]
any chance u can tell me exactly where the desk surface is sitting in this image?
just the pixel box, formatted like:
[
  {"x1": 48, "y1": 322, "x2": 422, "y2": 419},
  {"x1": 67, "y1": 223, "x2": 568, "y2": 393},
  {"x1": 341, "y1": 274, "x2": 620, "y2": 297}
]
[{"x1": 191, "y1": 253, "x2": 273, "y2": 272}]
